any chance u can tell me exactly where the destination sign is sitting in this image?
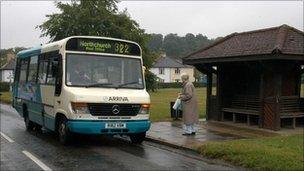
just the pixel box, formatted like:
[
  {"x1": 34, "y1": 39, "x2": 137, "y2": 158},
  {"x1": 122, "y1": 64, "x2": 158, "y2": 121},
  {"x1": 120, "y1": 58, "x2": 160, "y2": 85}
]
[{"x1": 66, "y1": 38, "x2": 141, "y2": 56}]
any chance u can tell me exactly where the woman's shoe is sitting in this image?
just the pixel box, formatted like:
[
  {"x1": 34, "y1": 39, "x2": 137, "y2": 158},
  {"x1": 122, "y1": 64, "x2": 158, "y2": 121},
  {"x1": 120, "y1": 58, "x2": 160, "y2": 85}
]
[{"x1": 191, "y1": 132, "x2": 196, "y2": 135}]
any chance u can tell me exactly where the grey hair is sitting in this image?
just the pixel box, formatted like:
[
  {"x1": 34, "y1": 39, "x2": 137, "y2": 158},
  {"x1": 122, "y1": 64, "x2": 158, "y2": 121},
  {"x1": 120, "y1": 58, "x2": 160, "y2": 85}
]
[{"x1": 181, "y1": 73, "x2": 189, "y2": 81}]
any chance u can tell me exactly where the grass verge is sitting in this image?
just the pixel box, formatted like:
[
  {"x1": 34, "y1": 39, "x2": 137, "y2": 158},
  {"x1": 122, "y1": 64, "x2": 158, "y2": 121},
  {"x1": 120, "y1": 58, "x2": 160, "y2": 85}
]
[
  {"x1": 0, "y1": 88, "x2": 206, "y2": 121},
  {"x1": 198, "y1": 134, "x2": 304, "y2": 170},
  {"x1": 0, "y1": 91, "x2": 12, "y2": 104},
  {"x1": 149, "y1": 88, "x2": 206, "y2": 122},
  {"x1": 2, "y1": 84, "x2": 302, "y2": 121}
]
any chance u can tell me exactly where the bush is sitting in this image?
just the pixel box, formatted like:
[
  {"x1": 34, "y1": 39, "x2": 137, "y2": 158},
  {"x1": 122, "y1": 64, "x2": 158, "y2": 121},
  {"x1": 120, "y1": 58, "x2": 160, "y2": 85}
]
[
  {"x1": 0, "y1": 82, "x2": 10, "y2": 92},
  {"x1": 157, "y1": 82, "x2": 206, "y2": 89},
  {"x1": 145, "y1": 70, "x2": 158, "y2": 92}
]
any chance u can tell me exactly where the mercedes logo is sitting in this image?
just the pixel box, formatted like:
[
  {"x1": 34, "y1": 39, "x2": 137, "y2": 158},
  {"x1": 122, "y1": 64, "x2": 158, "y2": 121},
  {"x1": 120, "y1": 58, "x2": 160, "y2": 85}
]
[{"x1": 112, "y1": 105, "x2": 120, "y2": 115}]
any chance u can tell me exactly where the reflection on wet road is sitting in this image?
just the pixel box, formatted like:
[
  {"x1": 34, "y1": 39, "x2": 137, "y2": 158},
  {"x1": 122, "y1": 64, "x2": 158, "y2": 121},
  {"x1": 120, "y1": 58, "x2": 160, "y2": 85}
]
[{"x1": 1, "y1": 104, "x2": 234, "y2": 170}]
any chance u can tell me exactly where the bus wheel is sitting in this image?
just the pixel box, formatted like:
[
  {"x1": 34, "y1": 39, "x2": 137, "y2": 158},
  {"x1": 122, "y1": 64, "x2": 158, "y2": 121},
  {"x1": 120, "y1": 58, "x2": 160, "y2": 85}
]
[
  {"x1": 34, "y1": 124, "x2": 42, "y2": 132},
  {"x1": 24, "y1": 112, "x2": 34, "y2": 131},
  {"x1": 58, "y1": 117, "x2": 72, "y2": 145},
  {"x1": 130, "y1": 132, "x2": 146, "y2": 144}
]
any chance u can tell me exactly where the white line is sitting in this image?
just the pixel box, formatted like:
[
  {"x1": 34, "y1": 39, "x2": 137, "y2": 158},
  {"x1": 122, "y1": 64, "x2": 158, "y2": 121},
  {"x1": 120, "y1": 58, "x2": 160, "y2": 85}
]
[
  {"x1": 0, "y1": 132, "x2": 15, "y2": 143},
  {"x1": 22, "y1": 150, "x2": 52, "y2": 171}
]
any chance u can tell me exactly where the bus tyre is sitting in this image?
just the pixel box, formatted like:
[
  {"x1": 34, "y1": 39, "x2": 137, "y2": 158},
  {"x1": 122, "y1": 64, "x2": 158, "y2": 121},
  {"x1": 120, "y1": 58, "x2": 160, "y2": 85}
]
[
  {"x1": 24, "y1": 113, "x2": 34, "y2": 131},
  {"x1": 58, "y1": 117, "x2": 72, "y2": 145},
  {"x1": 130, "y1": 132, "x2": 146, "y2": 144},
  {"x1": 34, "y1": 124, "x2": 42, "y2": 132}
]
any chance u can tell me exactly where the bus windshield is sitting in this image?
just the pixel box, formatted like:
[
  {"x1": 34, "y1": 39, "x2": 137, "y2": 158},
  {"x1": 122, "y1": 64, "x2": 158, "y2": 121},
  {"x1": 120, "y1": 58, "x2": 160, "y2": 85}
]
[{"x1": 66, "y1": 54, "x2": 144, "y2": 89}]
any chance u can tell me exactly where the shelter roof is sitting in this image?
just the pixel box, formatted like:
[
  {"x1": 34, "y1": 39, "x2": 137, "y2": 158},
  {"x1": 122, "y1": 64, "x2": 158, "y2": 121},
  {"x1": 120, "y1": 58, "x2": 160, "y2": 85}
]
[{"x1": 183, "y1": 24, "x2": 304, "y2": 64}]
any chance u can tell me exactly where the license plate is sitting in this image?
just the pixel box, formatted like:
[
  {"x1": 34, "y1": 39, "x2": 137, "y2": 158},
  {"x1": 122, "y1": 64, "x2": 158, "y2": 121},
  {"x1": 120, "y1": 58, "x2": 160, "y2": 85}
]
[{"x1": 105, "y1": 122, "x2": 126, "y2": 129}]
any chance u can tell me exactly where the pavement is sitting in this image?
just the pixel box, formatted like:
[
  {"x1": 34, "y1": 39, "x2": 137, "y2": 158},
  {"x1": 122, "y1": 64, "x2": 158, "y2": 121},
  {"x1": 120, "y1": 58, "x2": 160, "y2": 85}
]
[
  {"x1": 0, "y1": 103, "x2": 237, "y2": 170},
  {"x1": 146, "y1": 121, "x2": 240, "y2": 150},
  {"x1": 146, "y1": 119, "x2": 303, "y2": 151}
]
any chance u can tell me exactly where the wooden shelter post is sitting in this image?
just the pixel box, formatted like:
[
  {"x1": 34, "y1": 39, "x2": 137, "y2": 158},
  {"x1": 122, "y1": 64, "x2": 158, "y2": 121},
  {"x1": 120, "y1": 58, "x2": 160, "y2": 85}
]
[
  {"x1": 216, "y1": 66, "x2": 222, "y2": 121},
  {"x1": 206, "y1": 72, "x2": 212, "y2": 120},
  {"x1": 274, "y1": 73, "x2": 282, "y2": 130},
  {"x1": 259, "y1": 73, "x2": 264, "y2": 128}
]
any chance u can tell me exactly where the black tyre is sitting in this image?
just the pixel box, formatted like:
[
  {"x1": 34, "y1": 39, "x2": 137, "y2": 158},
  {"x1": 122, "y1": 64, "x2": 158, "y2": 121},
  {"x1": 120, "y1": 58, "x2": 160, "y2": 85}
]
[
  {"x1": 34, "y1": 124, "x2": 42, "y2": 132},
  {"x1": 57, "y1": 117, "x2": 72, "y2": 145},
  {"x1": 24, "y1": 109, "x2": 34, "y2": 131},
  {"x1": 130, "y1": 132, "x2": 146, "y2": 144}
]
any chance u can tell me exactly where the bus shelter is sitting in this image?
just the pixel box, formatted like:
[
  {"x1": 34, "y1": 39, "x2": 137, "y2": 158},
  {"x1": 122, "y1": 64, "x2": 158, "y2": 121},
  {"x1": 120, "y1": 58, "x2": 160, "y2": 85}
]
[{"x1": 183, "y1": 25, "x2": 304, "y2": 130}]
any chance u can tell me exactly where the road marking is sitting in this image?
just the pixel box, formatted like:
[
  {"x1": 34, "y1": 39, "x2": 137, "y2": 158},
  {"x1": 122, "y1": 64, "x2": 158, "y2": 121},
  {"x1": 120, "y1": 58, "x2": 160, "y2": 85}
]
[
  {"x1": 22, "y1": 150, "x2": 52, "y2": 171},
  {"x1": 0, "y1": 132, "x2": 15, "y2": 143}
]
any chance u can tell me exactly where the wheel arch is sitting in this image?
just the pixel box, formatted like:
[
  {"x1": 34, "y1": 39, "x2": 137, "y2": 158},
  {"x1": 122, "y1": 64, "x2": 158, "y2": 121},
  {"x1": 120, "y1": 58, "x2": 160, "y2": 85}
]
[{"x1": 55, "y1": 112, "x2": 68, "y2": 132}]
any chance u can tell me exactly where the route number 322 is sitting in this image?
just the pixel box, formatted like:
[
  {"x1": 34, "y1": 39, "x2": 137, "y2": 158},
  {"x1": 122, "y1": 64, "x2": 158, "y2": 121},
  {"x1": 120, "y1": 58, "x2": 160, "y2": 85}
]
[{"x1": 115, "y1": 43, "x2": 130, "y2": 54}]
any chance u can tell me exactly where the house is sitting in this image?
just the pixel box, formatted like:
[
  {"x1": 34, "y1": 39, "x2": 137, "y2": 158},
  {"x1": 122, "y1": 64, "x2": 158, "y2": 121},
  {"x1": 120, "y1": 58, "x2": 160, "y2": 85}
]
[
  {"x1": 150, "y1": 56, "x2": 195, "y2": 83},
  {"x1": 0, "y1": 59, "x2": 16, "y2": 83}
]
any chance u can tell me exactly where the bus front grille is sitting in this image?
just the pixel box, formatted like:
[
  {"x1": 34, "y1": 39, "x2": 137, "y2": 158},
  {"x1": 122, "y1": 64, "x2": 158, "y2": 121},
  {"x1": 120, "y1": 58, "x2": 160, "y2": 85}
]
[{"x1": 87, "y1": 103, "x2": 141, "y2": 116}]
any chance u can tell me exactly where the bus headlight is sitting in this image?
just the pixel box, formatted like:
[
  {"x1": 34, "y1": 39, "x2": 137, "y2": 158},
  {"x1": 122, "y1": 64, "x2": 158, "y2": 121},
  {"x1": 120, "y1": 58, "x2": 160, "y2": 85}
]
[
  {"x1": 71, "y1": 102, "x2": 90, "y2": 114},
  {"x1": 138, "y1": 104, "x2": 150, "y2": 114}
]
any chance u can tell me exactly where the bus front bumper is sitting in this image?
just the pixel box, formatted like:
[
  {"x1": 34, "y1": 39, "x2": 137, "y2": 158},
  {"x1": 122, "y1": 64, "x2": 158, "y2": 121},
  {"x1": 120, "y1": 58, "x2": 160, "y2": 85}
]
[{"x1": 67, "y1": 120, "x2": 151, "y2": 134}]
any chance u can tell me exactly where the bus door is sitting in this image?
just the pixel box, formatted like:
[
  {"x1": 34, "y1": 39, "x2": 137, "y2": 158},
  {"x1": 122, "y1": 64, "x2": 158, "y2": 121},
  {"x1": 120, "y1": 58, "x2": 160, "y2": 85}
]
[
  {"x1": 25, "y1": 55, "x2": 43, "y2": 125},
  {"x1": 38, "y1": 52, "x2": 60, "y2": 131}
]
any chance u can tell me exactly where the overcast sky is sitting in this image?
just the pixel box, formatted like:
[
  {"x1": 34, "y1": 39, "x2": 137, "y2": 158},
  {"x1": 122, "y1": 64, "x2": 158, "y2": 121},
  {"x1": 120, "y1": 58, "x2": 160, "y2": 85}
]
[{"x1": 1, "y1": 1, "x2": 303, "y2": 49}]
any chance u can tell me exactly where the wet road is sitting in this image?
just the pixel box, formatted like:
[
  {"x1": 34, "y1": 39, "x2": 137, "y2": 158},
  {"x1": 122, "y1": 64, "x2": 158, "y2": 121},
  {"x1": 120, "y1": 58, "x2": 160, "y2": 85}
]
[{"x1": 1, "y1": 104, "x2": 234, "y2": 170}]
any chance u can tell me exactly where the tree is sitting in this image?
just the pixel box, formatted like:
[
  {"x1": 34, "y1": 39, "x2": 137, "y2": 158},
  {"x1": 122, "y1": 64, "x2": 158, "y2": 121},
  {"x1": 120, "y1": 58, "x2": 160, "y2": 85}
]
[
  {"x1": 145, "y1": 70, "x2": 158, "y2": 92},
  {"x1": 183, "y1": 33, "x2": 195, "y2": 51},
  {"x1": 38, "y1": 0, "x2": 157, "y2": 90},
  {"x1": 159, "y1": 33, "x2": 214, "y2": 59},
  {"x1": 38, "y1": 0, "x2": 156, "y2": 68},
  {"x1": 163, "y1": 33, "x2": 183, "y2": 57},
  {"x1": 147, "y1": 34, "x2": 163, "y2": 52},
  {"x1": 0, "y1": 47, "x2": 27, "y2": 67}
]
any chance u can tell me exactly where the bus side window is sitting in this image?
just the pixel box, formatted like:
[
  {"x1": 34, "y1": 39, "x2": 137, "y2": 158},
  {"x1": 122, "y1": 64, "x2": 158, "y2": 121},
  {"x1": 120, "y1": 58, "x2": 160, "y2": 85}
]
[
  {"x1": 14, "y1": 58, "x2": 22, "y2": 83},
  {"x1": 38, "y1": 55, "x2": 48, "y2": 84},
  {"x1": 27, "y1": 56, "x2": 38, "y2": 83},
  {"x1": 55, "y1": 55, "x2": 62, "y2": 96},
  {"x1": 19, "y1": 59, "x2": 29, "y2": 83},
  {"x1": 46, "y1": 57, "x2": 58, "y2": 85}
]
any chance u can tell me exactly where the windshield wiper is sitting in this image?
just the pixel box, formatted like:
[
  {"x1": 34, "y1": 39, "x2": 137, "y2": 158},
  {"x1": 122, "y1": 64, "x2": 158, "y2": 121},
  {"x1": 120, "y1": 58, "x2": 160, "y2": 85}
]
[
  {"x1": 85, "y1": 83, "x2": 113, "y2": 88},
  {"x1": 117, "y1": 81, "x2": 139, "y2": 88}
]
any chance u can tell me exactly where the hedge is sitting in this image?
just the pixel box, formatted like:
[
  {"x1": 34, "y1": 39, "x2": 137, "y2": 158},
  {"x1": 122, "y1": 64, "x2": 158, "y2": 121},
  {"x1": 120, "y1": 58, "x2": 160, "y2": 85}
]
[
  {"x1": 157, "y1": 82, "x2": 206, "y2": 89},
  {"x1": 0, "y1": 82, "x2": 10, "y2": 92}
]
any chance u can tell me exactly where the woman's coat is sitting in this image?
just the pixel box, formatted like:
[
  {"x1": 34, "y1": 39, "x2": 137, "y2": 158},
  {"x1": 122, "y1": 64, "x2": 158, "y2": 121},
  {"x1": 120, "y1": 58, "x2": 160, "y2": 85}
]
[{"x1": 180, "y1": 81, "x2": 199, "y2": 125}]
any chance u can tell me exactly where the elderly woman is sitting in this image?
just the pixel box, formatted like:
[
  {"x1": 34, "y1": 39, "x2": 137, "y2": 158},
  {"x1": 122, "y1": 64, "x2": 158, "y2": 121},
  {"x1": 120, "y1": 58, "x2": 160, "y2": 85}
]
[{"x1": 178, "y1": 73, "x2": 199, "y2": 135}]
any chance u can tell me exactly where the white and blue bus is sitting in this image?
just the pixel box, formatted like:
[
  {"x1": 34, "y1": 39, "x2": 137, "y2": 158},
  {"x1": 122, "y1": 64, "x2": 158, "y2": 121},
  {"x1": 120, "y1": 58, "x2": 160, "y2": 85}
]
[{"x1": 12, "y1": 36, "x2": 151, "y2": 145}]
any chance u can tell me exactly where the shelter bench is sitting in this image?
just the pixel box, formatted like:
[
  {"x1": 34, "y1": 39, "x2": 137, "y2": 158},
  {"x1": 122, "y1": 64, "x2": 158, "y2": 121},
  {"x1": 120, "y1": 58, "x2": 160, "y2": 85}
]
[
  {"x1": 280, "y1": 96, "x2": 304, "y2": 129},
  {"x1": 222, "y1": 95, "x2": 261, "y2": 125}
]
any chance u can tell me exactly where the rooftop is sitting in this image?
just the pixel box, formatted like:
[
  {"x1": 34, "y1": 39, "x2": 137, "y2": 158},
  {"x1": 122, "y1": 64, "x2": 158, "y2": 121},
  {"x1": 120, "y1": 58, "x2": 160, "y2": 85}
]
[
  {"x1": 0, "y1": 59, "x2": 16, "y2": 70},
  {"x1": 152, "y1": 56, "x2": 193, "y2": 68},
  {"x1": 183, "y1": 24, "x2": 304, "y2": 64}
]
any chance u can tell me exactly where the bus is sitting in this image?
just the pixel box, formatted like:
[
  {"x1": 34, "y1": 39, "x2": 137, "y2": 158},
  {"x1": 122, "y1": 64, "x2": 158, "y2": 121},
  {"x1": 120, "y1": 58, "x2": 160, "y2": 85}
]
[{"x1": 12, "y1": 36, "x2": 151, "y2": 145}]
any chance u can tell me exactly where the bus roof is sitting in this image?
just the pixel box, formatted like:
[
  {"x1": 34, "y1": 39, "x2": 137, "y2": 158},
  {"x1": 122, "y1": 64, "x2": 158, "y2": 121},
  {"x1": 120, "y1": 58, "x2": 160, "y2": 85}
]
[
  {"x1": 16, "y1": 36, "x2": 141, "y2": 58},
  {"x1": 17, "y1": 46, "x2": 41, "y2": 58}
]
